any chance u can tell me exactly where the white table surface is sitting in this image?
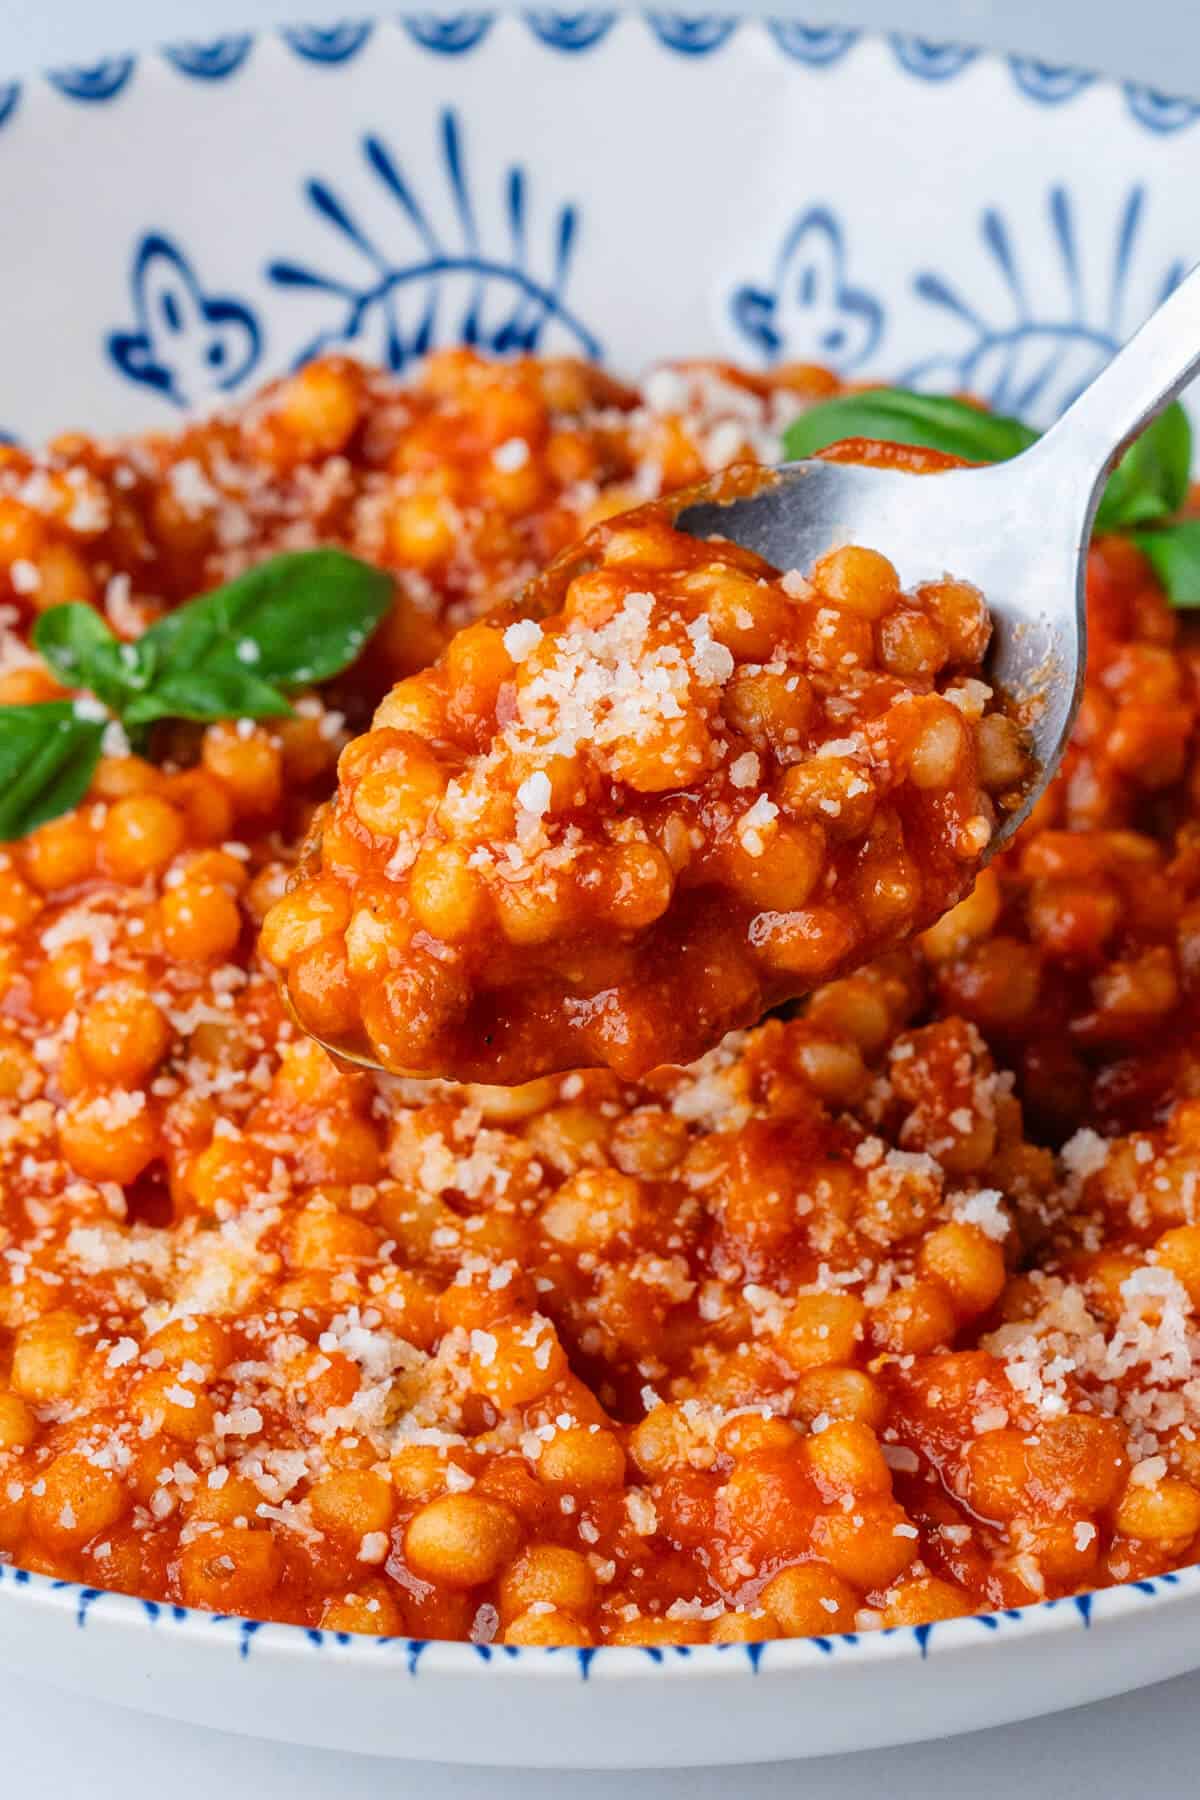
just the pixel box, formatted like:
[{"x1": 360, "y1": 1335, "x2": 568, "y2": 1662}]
[
  {"x1": 6, "y1": 1664, "x2": 1200, "y2": 1798},
  {"x1": 5, "y1": 3, "x2": 1200, "y2": 1794}
]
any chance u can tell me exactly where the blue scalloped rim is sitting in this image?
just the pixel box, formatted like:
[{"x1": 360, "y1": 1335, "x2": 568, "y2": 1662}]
[
  {"x1": 0, "y1": 14, "x2": 1191, "y2": 136},
  {"x1": 0, "y1": 1558, "x2": 1193, "y2": 1677}
]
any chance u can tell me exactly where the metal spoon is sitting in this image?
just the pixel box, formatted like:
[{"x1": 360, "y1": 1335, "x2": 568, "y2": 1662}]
[
  {"x1": 286, "y1": 269, "x2": 1200, "y2": 1074},
  {"x1": 676, "y1": 260, "x2": 1200, "y2": 849}
]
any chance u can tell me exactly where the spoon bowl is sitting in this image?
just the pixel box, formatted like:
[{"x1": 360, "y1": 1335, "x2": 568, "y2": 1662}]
[
  {"x1": 287, "y1": 261, "x2": 1200, "y2": 1074},
  {"x1": 678, "y1": 255, "x2": 1200, "y2": 849},
  {"x1": 675, "y1": 448, "x2": 1084, "y2": 853}
]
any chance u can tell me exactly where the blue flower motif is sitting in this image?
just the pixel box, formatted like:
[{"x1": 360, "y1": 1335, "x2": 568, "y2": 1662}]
[
  {"x1": 901, "y1": 185, "x2": 1185, "y2": 422},
  {"x1": 107, "y1": 233, "x2": 262, "y2": 408},
  {"x1": 266, "y1": 110, "x2": 601, "y2": 371},
  {"x1": 729, "y1": 207, "x2": 883, "y2": 373}
]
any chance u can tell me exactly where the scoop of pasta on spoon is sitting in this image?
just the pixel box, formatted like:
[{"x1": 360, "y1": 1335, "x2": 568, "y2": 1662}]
[{"x1": 265, "y1": 263, "x2": 1200, "y2": 1084}]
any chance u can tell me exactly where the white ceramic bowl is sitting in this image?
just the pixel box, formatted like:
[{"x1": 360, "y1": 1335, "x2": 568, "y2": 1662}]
[{"x1": 3, "y1": 12, "x2": 1200, "y2": 1767}]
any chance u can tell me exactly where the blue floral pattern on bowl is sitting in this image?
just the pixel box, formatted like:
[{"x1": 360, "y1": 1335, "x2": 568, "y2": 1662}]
[
  {"x1": 0, "y1": 12, "x2": 1190, "y2": 442},
  {"x1": 0, "y1": 1555, "x2": 1190, "y2": 1680},
  {"x1": 729, "y1": 207, "x2": 883, "y2": 373},
  {"x1": 728, "y1": 181, "x2": 1186, "y2": 426},
  {"x1": 107, "y1": 234, "x2": 263, "y2": 408}
]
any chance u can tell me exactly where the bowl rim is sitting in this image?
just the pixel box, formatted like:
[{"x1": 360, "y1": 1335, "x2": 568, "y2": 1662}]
[
  {"x1": 0, "y1": 9, "x2": 1196, "y2": 141},
  {"x1": 2, "y1": 6, "x2": 1199, "y2": 1681},
  {"x1": 3, "y1": 1557, "x2": 1198, "y2": 1678}
]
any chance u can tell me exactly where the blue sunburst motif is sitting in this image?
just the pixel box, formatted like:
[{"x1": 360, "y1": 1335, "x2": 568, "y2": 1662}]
[
  {"x1": 901, "y1": 185, "x2": 1186, "y2": 422},
  {"x1": 266, "y1": 111, "x2": 602, "y2": 371}
]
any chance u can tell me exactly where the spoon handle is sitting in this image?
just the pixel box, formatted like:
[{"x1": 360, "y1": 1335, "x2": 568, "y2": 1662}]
[{"x1": 1036, "y1": 257, "x2": 1200, "y2": 507}]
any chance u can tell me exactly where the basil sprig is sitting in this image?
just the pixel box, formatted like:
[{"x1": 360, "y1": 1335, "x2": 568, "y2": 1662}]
[
  {"x1": 783, "y1": 389, "x2": 1198, "y2": 599},
  {"x1": 782, "y1": 389, "x2": 1040, "y2": 467},
  {"x1": 0, "y1": 703, "x2": 107, "y2": 841},
  {"x1": 1130, "y1": 519, "x2": 1200, "y2": 607},
  {"x1": 1092, "y1": 401, "x2": 1192, "y2": 533},
  {"x1": 1, "y1": 547, "x2": 392, "y2": 840}
]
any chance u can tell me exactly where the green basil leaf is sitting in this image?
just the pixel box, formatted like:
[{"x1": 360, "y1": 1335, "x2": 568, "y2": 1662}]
[
  {"x1": 33, "y1": 604, "x2": 151, "y2": 715},
  {"x1": 782, "y1": 390, "x2": 1040, "y2": 465},
  {"x1": 122, "y1": 669, "x2": 293, "y2": 730},
  {"x1": 782, "y1": 390, "x2": 1193, "y2": 550},
  {"x1": 1094, "y1": 403, "x2": 1193, "y2": 533},
  {"x1": 0, "y1": 702, "x2": 105, "y2": 840},
  {"x1": 1129, "y1": 519, "x2": 1200, "y2": 607},
  {"x1": 136, "y1": 548, "x2": 393, "y2": 702},
  {"x1": 26, "y1": 551, "x2": 391, "y2": 763}
]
